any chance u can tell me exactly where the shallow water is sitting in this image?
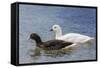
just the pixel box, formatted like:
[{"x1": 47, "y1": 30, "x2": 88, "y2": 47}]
[{"x1": 19, "y1": 4, "x2": 96, "y2": 64}]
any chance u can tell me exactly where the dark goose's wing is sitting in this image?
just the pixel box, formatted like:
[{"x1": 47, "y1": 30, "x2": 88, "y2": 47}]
[{"x1": 43, "y1": 40, "x2": 73, "y2": 50}]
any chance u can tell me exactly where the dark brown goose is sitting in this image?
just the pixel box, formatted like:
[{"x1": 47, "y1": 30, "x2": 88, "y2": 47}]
[{"x1": 30, "y1": 33, "x2": 74, "y2": 50}]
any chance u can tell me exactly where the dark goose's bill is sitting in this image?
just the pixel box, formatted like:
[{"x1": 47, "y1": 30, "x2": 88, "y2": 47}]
[{"x1": 30, "y1": 33, "x2": 74, "y2": 50}]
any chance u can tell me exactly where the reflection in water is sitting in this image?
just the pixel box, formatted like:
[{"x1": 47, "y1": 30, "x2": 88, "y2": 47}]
[
  {"x1": 29, "y1": 45, "x2": 76, "y2": 61},
  {"x1": 29, "y1": 47, "x2": 41, "y2": 62},
  {"x1": 80, "y1": 39, "x2": 95, "y2": 48},
  {"x1": 43, "y1": 48, "x2": 74, "y2": 58}
]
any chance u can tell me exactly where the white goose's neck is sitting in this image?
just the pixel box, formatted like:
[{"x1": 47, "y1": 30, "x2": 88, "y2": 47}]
[{"x1": 55, "y1": 28, "x2": 62, "y2": 38}]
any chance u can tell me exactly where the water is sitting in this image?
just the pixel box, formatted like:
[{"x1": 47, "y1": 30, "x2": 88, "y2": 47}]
[{"x1": 19, "y1": 4, "x2": 96, "y2": 64}]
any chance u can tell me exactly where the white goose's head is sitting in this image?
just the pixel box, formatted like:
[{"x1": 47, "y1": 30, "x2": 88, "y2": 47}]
[
  {"x1": 50, "y1": 24, "x2": 62, "y2": 38},
  {"x1": 50, "y1": 25, "x2": 61, "y2": 32}
]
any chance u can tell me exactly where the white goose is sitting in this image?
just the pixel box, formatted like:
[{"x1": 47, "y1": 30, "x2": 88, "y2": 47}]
[{"x1": 50, "y1": 24, "x2": 94, "y2": 44}]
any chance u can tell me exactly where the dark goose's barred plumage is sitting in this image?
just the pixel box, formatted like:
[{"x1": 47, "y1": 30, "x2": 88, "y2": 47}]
[{"x1": 30, "y1": 33, "x2": 74, "y2": 50}]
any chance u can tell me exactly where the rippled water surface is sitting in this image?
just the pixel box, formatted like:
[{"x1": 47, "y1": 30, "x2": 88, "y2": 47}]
[{"x1": 19, "y1": 4, "x2": 96, "y2": 64}]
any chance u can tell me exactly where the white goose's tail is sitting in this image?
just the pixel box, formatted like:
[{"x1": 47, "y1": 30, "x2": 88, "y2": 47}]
[{"x1": 82, "y1": 37, "x2": 94, "y2": 44}]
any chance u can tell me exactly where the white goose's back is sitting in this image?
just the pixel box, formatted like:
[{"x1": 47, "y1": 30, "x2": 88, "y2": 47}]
[{"x1": 56, "y1": 33, "x2": 93, "y2": 44}]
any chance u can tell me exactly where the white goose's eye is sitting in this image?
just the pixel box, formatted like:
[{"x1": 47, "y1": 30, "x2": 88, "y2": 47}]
[{"x1": 54, "y1": 27, "x2": 56, "y2": 29}]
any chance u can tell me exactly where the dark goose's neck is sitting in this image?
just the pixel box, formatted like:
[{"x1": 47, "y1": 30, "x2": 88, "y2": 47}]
[
  {"x1": 35, "y1": 35, "x2": 43, "y2": 45},
  {"x1": 30, "y1": 33, "x2": 43, "y2": 45}
]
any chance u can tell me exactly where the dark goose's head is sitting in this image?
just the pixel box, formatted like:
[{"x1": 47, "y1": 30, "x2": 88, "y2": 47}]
[{"x1": 30, "y1": 33, "x2": 42, "y2": 44}]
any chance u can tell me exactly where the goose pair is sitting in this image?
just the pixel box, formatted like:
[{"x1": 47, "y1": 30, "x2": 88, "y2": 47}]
[{"x1": 30, "y1": 25, "x2": 94, "y2": 50}]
